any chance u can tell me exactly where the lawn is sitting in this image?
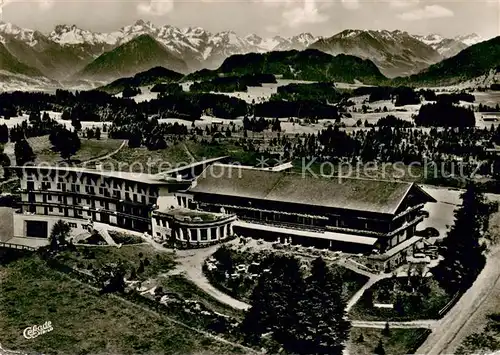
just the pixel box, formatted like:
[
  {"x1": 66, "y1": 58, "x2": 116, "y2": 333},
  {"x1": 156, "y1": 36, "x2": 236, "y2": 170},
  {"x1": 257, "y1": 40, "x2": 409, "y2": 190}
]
[
  {"x1": 347, "y1": 328, "x2": 431, "y2": 355},
  {"x1": 349, "y1": 277, "x2": 452, "y2": 321},
  {"x1": 34, "y1": 136, "x2": 124, "y2": 165},
  {"x1": 108, "y1": 231, "x2": 145, "y2": 245},
  {"x1": 185, "y1": 140, "x2": 260, "y2": 165},
  {"x1": 90, "y1": 140, "x2": 262, "y2": 173},
  {"x1": 0, "y1": 256, "x2": 247, "y2": 355},
  {"x1": 158, "y1": 274, "x2": 245, "y2": 319},
  {"x1": 91, "y1": 143, "x2": 193, "y2": 173},
  {"x1": 58, "y1": 244, "x2": 176, "y2": 282},
  {"x1": 57, "y1": 244, "x2": 242, "y2": 319}
]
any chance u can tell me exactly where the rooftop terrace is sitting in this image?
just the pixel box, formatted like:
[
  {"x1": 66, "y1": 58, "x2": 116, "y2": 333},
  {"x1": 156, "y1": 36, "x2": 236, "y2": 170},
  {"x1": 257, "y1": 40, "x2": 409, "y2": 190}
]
[{"x1": 154, "y1": 207, "x2": 230, "y2": 223}]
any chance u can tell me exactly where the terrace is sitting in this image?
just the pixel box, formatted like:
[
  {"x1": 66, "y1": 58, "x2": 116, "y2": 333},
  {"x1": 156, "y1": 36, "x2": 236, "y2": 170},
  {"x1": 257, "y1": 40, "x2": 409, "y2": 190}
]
[{"x1": 156, "y1": 207, "x2": 227, "y2": 223}]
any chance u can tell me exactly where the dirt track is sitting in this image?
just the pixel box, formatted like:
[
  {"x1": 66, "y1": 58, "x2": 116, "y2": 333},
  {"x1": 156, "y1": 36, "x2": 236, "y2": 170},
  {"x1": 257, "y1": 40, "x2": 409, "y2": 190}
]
[{"x1": 416, "y1": 212, "x2": 500, "y2": 355}]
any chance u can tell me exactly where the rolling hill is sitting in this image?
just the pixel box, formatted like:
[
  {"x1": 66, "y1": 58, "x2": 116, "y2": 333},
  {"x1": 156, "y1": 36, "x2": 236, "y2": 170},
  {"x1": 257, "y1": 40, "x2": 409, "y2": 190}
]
[
  {"x1": 98, "y1": 66, "x2": 184, "y2": 94},
  {"x1": 186, "y1": 49, "x2": 387, "y2": 84},
  {"x1": 399, "y1": 36, "x2": 500, "y2": 86},
  {"x1": 75, "y1": 34, "x2": 189, "y2": 81}
]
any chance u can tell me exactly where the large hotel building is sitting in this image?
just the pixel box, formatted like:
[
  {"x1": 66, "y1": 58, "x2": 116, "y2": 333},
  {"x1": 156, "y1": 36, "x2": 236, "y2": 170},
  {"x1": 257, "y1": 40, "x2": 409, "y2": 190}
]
[{"x1": 8, "y1": 161, "x2": 436, "y2": 270}]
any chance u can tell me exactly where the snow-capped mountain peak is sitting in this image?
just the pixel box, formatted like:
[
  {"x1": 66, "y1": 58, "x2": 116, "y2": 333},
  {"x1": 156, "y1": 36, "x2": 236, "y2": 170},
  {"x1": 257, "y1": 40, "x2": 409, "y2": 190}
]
[
  {"x1": 335, "y1": 29, "x2": 363, "y2": 39},
  {"x1": 292, "y1": 32, "x2": 317, "y2": 45},
  {"x1": 182, "y1": 26, "x2": 210, "y2": 37},
  {"x1": 412, "y1": 32, "x2": 484, "y2": 58},
  {"x1": 49, "y1": 24, "x2": 120, "y2": 46},
  {"x1": 0, "y1": 22, "x2": 39, "y2": 46},
  {"x1": 0, "y1": 20, "x2": 489, "y2": 83},
  {"x1": 245, "y1": 33, "x2": 263, "y2": 45},
  {"x1": 125, "y1": 19, "x2": 156, "y2": 33},
  {"x1": 455, "y1": 33, "x2": 484, "y2": 46},
  {"x1": 414, "y1": 34, "x2": 445, "y2": 46}
]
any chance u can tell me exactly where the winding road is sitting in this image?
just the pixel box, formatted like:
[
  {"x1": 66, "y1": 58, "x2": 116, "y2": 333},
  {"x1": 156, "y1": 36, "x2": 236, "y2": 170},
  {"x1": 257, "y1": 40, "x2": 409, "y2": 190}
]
[{"x1": 175, "y1": 245, "x2": 251, "y2": 311}]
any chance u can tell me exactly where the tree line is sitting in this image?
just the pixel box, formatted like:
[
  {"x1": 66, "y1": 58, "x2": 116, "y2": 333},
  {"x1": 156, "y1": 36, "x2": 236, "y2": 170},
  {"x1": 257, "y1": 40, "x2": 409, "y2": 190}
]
[{"x1": 432, "y1": 184, "x2": 498, "y2": 294}]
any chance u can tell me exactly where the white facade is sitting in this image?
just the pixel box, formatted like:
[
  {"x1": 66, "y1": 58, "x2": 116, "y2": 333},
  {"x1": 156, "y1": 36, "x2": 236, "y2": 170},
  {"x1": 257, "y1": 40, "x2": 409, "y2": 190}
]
[
  {"x1": 13, "y1": 213, "x2": 90, "y2": 240},
  {"x1": 151, "y1": 210, "x2": 237, "y2": 247},
  {"x1": 13, "y1": 166, "x2": 190, "y2": 240}
]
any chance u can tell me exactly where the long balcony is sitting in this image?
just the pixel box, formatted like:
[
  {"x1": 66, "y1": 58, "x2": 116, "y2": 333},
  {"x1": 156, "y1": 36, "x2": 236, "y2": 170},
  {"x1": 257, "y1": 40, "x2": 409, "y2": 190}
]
[
  {"x1": 19, "y1": 201, "x2": 151, "y2": 223},
  {"x1": 20, "y1": 189, "x2": 155, "y2": 209}
]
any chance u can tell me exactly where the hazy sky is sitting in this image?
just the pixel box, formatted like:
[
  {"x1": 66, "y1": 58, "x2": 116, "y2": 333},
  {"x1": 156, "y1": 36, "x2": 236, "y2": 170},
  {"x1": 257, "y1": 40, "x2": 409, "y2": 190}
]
[{"x1": 1, "y1": 0, "x2": 499, "y2": 39}]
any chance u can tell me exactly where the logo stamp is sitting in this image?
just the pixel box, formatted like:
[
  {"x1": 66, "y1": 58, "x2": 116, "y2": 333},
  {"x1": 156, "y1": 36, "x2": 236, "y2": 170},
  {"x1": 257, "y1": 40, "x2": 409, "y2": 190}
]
[{"x1": 23, "y1": 321, "x2": 53, "y2": 340}]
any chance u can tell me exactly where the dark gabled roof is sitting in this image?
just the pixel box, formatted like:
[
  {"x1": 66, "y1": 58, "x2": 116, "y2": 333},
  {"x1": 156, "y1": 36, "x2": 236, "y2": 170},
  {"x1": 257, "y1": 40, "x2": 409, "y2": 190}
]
[{"x1": 190, "y1": 164, "x2": 433, "y2": 215}]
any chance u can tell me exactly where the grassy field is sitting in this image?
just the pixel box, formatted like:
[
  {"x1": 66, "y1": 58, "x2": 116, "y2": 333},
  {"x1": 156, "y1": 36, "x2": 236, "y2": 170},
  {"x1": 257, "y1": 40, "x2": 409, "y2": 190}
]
[
  {"x1": 90, "y1": 140, "x2": 261, "y2": 173},
  {"x1": 158, "y1": 274, "x2": 245, "y2": 319},
  {"x1": 91, "y1": 143, "x2": 193, "y2": 173},
  {"x1": 349, "y1": 277, "x2": 451, "y2": 321},
  {"x1": 108, "y1": 231, "x2": 145, "y2": 245},
  {"x1": 58, "y1": 245, "x2": 243, "y2": 319},
  {"x1": 347, "y1": 328, "x2": 431, "y2": 355},
  {"x1": 184, "y1": 140, "x2": 259, "y2": 165},
  {"x1": 58, "y1": 244, "x2": 176, "y2": 281},
  {"x1": 0, "y1": 256, "x2": 246, "y2": 355},
  {"x1": 33, "y1": 136, "x2": 124, "y2": 165}
]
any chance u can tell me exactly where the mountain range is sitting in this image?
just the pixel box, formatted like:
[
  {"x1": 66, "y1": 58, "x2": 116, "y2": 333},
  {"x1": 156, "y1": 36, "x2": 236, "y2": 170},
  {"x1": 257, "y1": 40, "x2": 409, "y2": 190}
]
[
  {"x1": 397, "y1": 36, "x2": 500, "y2": 86},
  {"x1": 310, "y1": 29, "x2": 442, "y2": 78},
  {"x1": 0, "y1": 20, "x2": 486, "y2": 84}
]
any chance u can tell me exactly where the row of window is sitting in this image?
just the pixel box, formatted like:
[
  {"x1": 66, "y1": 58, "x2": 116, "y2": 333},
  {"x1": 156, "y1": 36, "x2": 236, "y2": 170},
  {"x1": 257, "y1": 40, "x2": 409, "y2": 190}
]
[
  {"x1": 155, "y1": 218, "x2": 170, "y2": 228},
  {"x1": 34, "y1": 173, "x2": 128, "y2": 188},
  {"x1": 41, "y1": 206, "x2": 92, "y2": 218},
  {"x1": 41, "y1": 183, "x2": 154, "y2": 204},
  {"x1": 27, "y1": 175, "x2": 159, "y2": 197},
  {"x1": 177, "y1": 229, "x2": 219, "y2": 242},
  {"x1": 28, "y1": 186, "x2": 156, "y2": 206}
]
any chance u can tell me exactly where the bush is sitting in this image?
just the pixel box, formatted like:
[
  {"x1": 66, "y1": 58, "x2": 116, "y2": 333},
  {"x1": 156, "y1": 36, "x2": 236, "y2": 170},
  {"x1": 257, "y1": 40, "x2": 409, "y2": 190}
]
[{"x1": 377, "y1": 115, "x2": 413, "y2": 128}]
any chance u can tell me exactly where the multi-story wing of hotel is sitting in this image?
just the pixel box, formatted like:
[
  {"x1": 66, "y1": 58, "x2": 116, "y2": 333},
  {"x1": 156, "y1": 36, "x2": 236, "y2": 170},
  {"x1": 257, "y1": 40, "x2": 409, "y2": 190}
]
[{"x1": 4, "y1": 160, "x2": 436, "y2": 271}]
